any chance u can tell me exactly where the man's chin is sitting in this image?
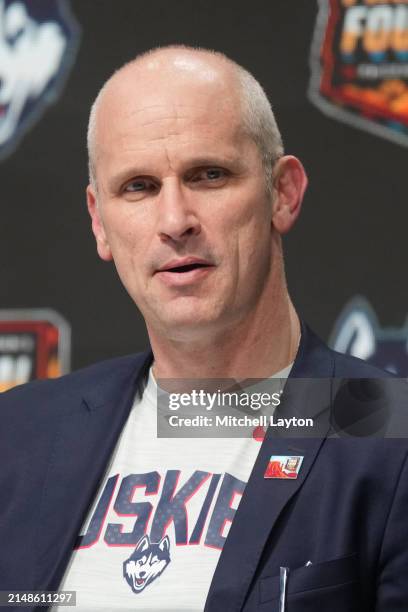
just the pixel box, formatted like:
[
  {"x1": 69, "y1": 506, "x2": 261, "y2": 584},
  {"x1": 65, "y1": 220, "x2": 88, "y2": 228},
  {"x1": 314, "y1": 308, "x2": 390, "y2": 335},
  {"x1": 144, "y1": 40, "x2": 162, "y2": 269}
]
[{"x1": 149, "y1": 308, "x2": 222, "y2": 341}]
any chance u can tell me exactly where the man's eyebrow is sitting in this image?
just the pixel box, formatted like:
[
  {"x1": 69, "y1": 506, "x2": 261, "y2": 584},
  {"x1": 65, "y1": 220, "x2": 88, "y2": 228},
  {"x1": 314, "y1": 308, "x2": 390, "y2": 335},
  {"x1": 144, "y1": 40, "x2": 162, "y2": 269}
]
[{"x1": 183, "y1": 155, "x2": 245, "y2": 169}]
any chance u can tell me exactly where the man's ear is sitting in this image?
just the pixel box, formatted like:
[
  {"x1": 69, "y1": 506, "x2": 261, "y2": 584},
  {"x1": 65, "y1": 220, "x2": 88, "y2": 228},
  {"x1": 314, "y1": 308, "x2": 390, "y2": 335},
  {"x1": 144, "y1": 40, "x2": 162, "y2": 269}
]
[
  {"x1": 86, "y1": 185, "x2": 113, "y2": 261},
  {"x1": 270, "y1": 155, "x2": 308, "y2": 234}
]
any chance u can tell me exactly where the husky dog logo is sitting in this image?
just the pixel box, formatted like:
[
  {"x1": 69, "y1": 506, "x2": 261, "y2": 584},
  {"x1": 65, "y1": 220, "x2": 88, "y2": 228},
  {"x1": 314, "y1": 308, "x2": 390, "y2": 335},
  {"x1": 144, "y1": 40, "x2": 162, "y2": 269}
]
[
  {"x1": 0, "y1": 0, "x2": 80, "y2": 160},
  {"x1": 309, "y1": 0, "x2": 408, "y2": 147},
  {"x1": 330, "y1": 296, "x2": 408, "y2": 376},
  {"x1": 123, "y1": 534, "x2": 171, "y2": 594}
]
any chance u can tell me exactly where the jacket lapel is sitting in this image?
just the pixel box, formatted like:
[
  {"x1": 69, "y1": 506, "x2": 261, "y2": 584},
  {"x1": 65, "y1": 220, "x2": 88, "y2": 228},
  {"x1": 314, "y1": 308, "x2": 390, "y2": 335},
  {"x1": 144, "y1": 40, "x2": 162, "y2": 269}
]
[
  {"x1": 34, "y1": 351, "x2": 153, "y2": 590},
  {"x1": 204, "y1": 322, "x2": 335, "y2": 612}
]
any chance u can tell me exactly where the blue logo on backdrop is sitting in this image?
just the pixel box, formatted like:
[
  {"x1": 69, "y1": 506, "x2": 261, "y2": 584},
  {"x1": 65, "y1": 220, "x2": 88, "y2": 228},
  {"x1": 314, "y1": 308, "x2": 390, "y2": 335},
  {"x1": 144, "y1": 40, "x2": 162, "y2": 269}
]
[
  {"x1": 330, "y1": 296, "x2": 408, "y2": 376},
  {"x1": 0, "y1": 0, "x2": 80, "y2": 160}
]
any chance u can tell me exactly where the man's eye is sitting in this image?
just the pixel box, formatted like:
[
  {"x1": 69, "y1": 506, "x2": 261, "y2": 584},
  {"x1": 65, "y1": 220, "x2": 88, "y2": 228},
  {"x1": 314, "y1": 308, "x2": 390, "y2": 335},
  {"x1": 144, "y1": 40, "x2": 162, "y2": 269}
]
[
  {"x1": 123, "y1": 179, "x2": 155, "y2": 193},
  {"x1": 192, "y1": 168, "x2": 227, "y2": 182},
  {"x1": 205, "y1": 168, "x2": 224, "y2": 180}
]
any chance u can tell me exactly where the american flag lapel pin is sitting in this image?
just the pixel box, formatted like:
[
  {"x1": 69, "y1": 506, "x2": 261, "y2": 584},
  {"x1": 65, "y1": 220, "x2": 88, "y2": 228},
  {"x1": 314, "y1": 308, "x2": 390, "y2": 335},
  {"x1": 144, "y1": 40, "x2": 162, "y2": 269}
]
[{"x1": 264, "y1": 455, "x2": 304, "y2": 479}]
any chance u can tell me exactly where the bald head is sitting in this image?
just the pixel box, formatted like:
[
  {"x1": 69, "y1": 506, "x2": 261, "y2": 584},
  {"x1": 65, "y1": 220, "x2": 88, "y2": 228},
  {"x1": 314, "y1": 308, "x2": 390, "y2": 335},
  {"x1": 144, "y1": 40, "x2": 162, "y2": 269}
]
[{"x1": 87, "y1": 45, "x2": 284, "y2": 191}]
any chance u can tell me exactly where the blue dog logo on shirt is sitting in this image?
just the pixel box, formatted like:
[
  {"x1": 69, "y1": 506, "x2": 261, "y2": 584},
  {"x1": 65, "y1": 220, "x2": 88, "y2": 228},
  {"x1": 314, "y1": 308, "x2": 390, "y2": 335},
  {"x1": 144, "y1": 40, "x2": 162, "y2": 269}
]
[{"x1": 123, "y1": 534, "x2": 171, "y2": 593}]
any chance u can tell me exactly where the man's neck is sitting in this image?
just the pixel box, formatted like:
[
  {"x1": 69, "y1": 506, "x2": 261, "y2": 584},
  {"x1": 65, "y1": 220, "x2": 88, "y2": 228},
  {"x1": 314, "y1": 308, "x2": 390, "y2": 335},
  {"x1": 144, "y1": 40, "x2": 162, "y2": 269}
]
[{"x1": 148, "y1": 290, "x2": 301, "y2": 381}]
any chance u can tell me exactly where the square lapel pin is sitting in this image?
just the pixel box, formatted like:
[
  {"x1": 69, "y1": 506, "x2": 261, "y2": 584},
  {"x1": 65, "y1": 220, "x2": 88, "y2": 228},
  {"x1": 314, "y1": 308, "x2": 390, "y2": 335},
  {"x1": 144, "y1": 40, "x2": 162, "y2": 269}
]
[{"x1": 264, "y1": 455, "x2": 304, "y2": 479}]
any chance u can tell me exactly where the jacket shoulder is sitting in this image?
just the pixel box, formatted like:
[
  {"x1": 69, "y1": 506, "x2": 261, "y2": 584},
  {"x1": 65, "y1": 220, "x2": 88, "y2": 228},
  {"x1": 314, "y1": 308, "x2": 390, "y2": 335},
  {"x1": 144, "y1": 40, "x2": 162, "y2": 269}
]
[
  {"x1": 331, "y1": 348, "x2": 395, "y2": 378},
  {"x1": 296, "y1": 321, "x2": 395, "y2": 379}
]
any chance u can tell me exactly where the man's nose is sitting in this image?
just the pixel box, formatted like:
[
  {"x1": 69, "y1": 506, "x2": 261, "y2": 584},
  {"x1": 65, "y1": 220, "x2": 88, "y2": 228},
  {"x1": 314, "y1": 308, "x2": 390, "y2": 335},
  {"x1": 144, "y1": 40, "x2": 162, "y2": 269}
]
[{"x1": 156, "y1": 179, "x2": 201, "y2": 242}]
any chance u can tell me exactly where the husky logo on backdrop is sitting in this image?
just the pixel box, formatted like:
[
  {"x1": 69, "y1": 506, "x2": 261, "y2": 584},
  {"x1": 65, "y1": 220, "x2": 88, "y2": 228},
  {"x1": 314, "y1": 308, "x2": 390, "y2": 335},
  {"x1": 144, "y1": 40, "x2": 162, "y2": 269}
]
[
  {"x1": 309, "y1": 0, "x2": 408, "y2": 147},
  {"x1": 330, "y1": 296, "x2": 408, "y2": 375},
  {"x1": 0, "y1": 0, "x2": 80, "y2": 160},
  {"x1": 123, "y1": 535, "x2": 171, "y2": 594}
]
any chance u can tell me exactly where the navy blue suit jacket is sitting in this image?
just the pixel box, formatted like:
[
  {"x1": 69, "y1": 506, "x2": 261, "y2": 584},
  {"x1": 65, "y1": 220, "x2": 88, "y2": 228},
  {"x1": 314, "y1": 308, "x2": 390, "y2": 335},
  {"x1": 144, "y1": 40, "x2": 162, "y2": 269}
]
[{"x1": 1, "y1": 323, "x2": 408, "y2": 611}]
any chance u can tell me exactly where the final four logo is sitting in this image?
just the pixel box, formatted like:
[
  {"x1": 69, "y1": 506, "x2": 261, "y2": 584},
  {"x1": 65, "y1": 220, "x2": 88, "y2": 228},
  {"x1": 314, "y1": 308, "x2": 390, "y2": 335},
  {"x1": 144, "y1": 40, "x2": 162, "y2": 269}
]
[
  {"x1": 0, "y1": 0, "x2": 80, "y2": 160},
  {"x1": 309, "y1": 0, "x2": 408, "y2": 146},
  {"x1": 0, "y1": 309, "x2": 71, "y2": 392}
]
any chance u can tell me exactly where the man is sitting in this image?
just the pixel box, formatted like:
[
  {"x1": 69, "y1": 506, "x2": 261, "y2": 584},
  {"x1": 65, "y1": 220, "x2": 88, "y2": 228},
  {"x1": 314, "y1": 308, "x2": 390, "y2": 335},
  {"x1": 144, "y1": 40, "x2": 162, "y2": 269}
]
[{"x1": 1, "y1": 46, "x2": 407, "y2": 611}]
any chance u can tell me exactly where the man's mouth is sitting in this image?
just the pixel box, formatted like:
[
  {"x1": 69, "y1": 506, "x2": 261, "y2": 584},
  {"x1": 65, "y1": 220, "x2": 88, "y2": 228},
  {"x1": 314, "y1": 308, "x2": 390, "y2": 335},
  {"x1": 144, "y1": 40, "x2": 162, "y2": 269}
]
[
  {"x1": 157, "y1": 257, "x2": 214, "y2": 274},
  {"x1": 163, "y1": 262, "x2": 211, "y2": 273},
  {"x1": 155, "y1": 257, "x2": 215, "y2": 286}
]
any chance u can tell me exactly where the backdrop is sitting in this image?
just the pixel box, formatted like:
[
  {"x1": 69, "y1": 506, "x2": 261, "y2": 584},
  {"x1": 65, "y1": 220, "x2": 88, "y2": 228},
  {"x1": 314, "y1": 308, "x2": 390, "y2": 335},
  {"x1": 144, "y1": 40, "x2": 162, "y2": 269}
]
[{"x1": 1, "y1": 0, "x2": 407, "y2": 390}]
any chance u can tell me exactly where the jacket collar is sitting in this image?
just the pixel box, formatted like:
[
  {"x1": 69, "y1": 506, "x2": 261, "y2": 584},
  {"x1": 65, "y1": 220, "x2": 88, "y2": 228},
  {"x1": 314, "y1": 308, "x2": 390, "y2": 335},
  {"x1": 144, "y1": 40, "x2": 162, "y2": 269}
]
[
  {"x1": 290, "y1": 319, "x2": 335, "y2": 378},
  {"x1": 79, "y1": 350, "x2": 153, "y2": 411}
]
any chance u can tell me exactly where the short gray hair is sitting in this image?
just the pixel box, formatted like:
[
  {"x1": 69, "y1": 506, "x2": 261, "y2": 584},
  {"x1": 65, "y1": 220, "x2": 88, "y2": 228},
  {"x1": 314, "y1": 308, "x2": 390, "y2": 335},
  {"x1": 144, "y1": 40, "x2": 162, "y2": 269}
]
[{"x1": 87, "y1": 46, "x2": 284, "y2": 192}]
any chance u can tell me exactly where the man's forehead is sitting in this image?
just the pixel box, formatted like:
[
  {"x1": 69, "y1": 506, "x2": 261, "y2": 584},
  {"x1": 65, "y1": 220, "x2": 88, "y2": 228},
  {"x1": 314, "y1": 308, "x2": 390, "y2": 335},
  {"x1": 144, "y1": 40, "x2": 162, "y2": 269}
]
[
  {"x1": 103, "y1": 100, "x2": 239, "y2": 135},
  {"x1": 102, "y1": 70, "x2": 237, "y2": 120},
  {"x1": 97, "y1": 76, "x2": 243, "y2": 153},
  {"x1": 98, "y1": 103, "x2": 247, "y2": 178}
]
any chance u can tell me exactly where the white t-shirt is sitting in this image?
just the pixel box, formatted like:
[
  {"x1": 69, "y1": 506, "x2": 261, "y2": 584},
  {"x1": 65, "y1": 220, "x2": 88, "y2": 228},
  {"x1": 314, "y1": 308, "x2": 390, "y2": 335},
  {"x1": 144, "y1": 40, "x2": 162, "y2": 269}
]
[{"x1": 54, "y1": 364, "x2": 291, "y2": 612}]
